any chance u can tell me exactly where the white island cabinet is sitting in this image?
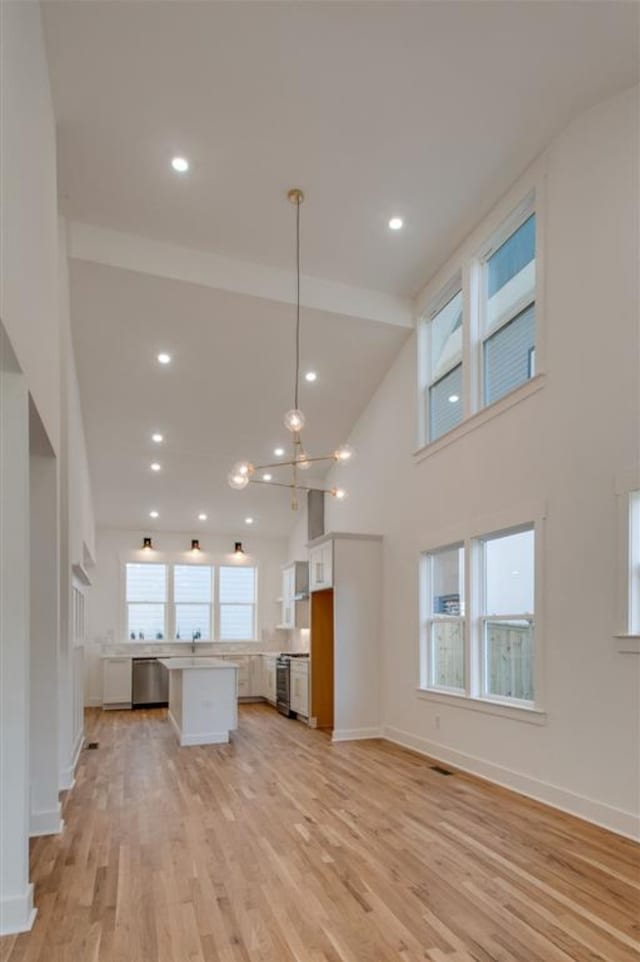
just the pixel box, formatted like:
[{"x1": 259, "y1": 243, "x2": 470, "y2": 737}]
[{"x1": 159, "y1": 657, "x2": 238, "y2": 746}]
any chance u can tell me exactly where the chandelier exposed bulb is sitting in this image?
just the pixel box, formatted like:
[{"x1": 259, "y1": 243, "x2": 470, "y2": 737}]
[
  {"x1": 283, "y1": 409, "x2": 305, "y2": 433},
  {"x1": 331, "y1": 487, "x2": 348, "y2": 501},
  {"x1": 334, "y1": 444, "x2": 355, "y2": 463},
  {"x1": 232, "y1": 461, "x2": 254, "y2": 478},
  {"x1": 228, "y1": 470, "x2": 250, "y2": 490}
]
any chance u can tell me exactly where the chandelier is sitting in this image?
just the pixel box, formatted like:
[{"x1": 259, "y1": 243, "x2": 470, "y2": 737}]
[{"x1": 227, "y1": 188, "x2": 354, "y2": 511}]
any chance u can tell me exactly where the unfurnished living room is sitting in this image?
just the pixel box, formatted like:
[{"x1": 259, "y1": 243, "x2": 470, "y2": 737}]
[{"x1": 1, "y1": 1, "x2": 639, "y2": 960}]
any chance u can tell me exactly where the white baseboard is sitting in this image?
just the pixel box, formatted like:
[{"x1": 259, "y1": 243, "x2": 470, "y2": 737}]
[
  {"x1": 30, "y1": 804, "x2": 64, "y2": 838},
  {"x1": 0, "y1": 883, "x2": 36, "y2": 935},
  {"x1": 59, "y1": 727, "x2": 84, "y2": 792},
  {"x1": 332, "y1": 727, "x2": 383, "y2": 742},
  {"x1": 384, "y1": 726, "x2": 640, "y2": 841}
]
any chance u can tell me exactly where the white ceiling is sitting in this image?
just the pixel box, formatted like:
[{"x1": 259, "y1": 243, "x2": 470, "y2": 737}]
[
  {"x1": 41, "y1": 1, "x2": 638, "y2": 539},
  {"x1": 43, "y1": 1, "x2": 638, "y2": 295},
  {"x1": 69, "y1": 259, "x2": 408, "y2": 537}
]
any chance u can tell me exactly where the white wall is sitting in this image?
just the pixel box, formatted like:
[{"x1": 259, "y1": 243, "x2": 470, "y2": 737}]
[
  {"x1": 289, "y1": 85, "x2": 640, "y2": 838},
  {"x1": 0, "y1": 0, "x2": 60, "y2": 453},
  {"x1": 0, "y1": 2, "x2": 96, "y2": 932},
  {"x1": 86, "y1": 527, "x2": 288, "y2": 703}
]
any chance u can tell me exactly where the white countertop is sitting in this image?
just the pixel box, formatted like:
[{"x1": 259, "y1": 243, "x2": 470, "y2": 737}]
[{"x1": 158, "y1": 657, "x2": 238, "y2": 671}]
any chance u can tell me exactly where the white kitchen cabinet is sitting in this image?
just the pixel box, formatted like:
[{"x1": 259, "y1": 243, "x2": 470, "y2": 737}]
[
  {"x1": 309, "y1": 542, "x2": 333, "y2": 592},
  {"x1": 308, "y1": 532, "x2": 382, "y2": 739},
  {"x1": 290, "y1": 661, "x2": 309, "y2": 718},
  {"x1": 280, "y1": 561, "x2": 309, "y2": 628},
  {"x1": 102, "y1": 657, "x2": 132, "y2": 708},
  {"x1": 249, "y1": 655, "x2": 262, "y2": 697},
  {"x1": 262, "y1": 655, "x2": 277, "y2": 705}
]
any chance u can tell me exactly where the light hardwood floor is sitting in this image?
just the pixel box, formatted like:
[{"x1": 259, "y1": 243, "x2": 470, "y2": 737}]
[{"x1": 1, "y1": 705, "x2": 639, "y2": 962}]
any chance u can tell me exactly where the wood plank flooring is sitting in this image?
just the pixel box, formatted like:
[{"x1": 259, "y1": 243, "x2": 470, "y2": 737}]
[{"x1": 1, "y1": 705, "x2": 639, "y2": 962}]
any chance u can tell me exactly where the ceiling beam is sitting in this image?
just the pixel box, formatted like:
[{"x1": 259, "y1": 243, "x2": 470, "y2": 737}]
[{"x1": 68, "y1": 221, "x2": 414, "y2": 329}]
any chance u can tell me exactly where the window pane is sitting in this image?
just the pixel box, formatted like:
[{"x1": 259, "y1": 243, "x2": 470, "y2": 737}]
[
  {"x1": 485, "y1": 619, "x2": 534, "y2": 701},
  {"x1": 430, "y1": 289, "x2": 462, "y2": 382},
  {"x1": 431, "y1": 621, "x2": 464, "y2": 690},
  {"x1": 432, "y1": 545, "x2": 464, "y2": 615},
  {"x1": 484, "y1": 528, "x2": 534, "y2": 615},
  {"x1": 128, "y1": 603, "x2": 165, "y2": 639},
  {"x1": 220, "y1": 605, "x2": 254, "y2": 641},
  {"x1": 174, "y1": 565, "x2": 212, "y2": 603},
  {"x1": 483, "y1": 303, "x2": 535, "y2": 406},
  {"x1": 219, "y1": 566, "x2": 256, "y2": 603},
  {"x1": 126, "y1": 563, "x2": 166, "y2": 602},
  {"x1": 487, "y1": 214, "x2": 535, "y2": 328},
  {"x1": 429, "y1": 363, "x2": 462, "y2": 442},
  {"x1": 175, "y1": 604, "x2": 211, "y2": 640}
]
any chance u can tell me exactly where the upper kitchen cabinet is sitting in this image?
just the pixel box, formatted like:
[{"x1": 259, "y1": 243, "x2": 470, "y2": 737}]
[
  {"x1": 309, "y1": 541, "x2": 333, "y2": 592},
  {"x1": 279, "y1": 561, "x2": 309, "y2": 629}
]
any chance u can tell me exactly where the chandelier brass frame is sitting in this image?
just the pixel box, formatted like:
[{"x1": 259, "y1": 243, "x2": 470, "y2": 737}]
[{"x1": 228, "y1": 188, "x2": 353, "y2": 510}]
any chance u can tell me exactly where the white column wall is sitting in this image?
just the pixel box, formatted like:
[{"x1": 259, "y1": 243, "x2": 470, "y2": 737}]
[{"x1": 0, "y1": 337, "x2": 35, "y2": 934}]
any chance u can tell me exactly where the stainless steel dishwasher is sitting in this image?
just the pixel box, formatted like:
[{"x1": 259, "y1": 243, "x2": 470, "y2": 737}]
[{"x1": 132, "y1": 658, "x2": 168, "y2": 707}]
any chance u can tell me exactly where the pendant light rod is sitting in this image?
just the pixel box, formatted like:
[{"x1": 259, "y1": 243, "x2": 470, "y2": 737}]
[
  {"x1": 253, "y1": 453, "x2": 339, "y2": 471},
  {"x1": 287, "y1": 188, "x2": 304, "y2": 414}
]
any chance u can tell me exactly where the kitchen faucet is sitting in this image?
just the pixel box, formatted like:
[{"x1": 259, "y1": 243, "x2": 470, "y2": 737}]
[{"x1": 191, "y1": 630, "x2": 201, "y2": 654}]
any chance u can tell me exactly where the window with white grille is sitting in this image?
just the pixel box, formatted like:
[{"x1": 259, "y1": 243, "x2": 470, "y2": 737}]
[
  {"x1": 424, "y1": 288, "x2": 463, "y2": 443},
  {"x1": 219, "y1": 566, "x2": 257, "y2": 641},
  {"x1": 479, "y1": 526, "x2": 535, "y2": 703},
  {"x1": 420, "y1": 544, "x2": 465, "y2": 692},
  {"x1": 174, "y1": 565, "x2": 213, "y2": 641},
  {"x1": 126, "y1": 563, "x2": 167, "y2": 640},
  {"x1": 482, "y1": 212, "x2": 536, "y2": 406}
]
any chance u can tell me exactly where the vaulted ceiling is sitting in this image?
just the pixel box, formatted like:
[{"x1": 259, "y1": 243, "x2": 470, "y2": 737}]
[{"x1": 41, "y1": 0, "x2": 639, "y2": 536}]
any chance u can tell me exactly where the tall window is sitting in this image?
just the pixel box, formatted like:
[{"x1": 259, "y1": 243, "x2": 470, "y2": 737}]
[
  {"x1": 126, "y1": 563, "x2": 167, "y2": 640},
  {"x1": 174, "y1": 565, "x2": 213, "y2": 641},
  {"x1": 421, "y1": 544, "x2": 465, "y2": 691},
  {"x1": 426, "y1": 288, "x2": 463, "y2": 442},
  {"x1": 218, "y1": 566, "x2": 257, "y2": 641},
  {"x1": 629, "y1": 491, "x2": 640, "y2": 635},
  {"x1": 480, "y1": 527, "x2": 535, "y2": 702},
  {"x1": 482, "y1": 213, "x2": 536, "y2": 406}
]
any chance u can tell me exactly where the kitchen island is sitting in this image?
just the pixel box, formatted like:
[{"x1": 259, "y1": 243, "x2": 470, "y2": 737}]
[{"x1": 159, "y1": 657, "x2": 238, "y2": 746}]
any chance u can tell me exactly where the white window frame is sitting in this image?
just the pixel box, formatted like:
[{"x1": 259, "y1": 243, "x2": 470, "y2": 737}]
[
  {"x1": 476, "y1": 524, "x2": 535, "y2": 708},
  {"x1": 124, "y1": 562, "x2": 169, "y2": 641},
  {"x1": 217, "y1": 565, "x2": 258, "y2": 643},
  {"x1": 120, "y1": 558, "x2": 258, "y2": 643},
  {"x1": 419, "y1": 277, "x2": 463, "y2": 446},
  {"x1": 419, "y1": 543, "x2": 465, "y2": 694},
  {"x1": 615, "y1": 469, "x2": 640, "y2": 652},
  {"x1": 476, "y1": 193, "x2": 536, "y2": 410},
  {"x1": 173, "y1": 563, "x2": 215, "y2": 642},
  {"x1": 417, "y1": 504, "x2": 546, "y2": 723},
  {"x1": 415, "y1": 162, "x2": 547, "y2": 459}
]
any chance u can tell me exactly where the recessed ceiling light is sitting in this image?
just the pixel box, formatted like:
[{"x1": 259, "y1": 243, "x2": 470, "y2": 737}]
[
  {"x1": 171, "y1": 156, "x2": 189, "y2": 173},
  {"x1": 245, "y1": 517, "x2": 254, "y2": 525},
  {"x1": 274, "y1": 447, "x2": 285, "y2": 457},
  {"x1": 262, "y1": 473, "x2": 272, "y2": 482},
  {"x1": 448, "y1": 394, "x2": 460, "y2": 403},
  {"x1": 149, "y1": 510, "x2": 159, "y2": 519},
  {"x1": 388, "y1": 216, "x2": 403, "y2": 231},
  {"x1": 197, "y1": 512, "x2": 208, "y2": 521},
  {"x1": 150, "y1": 462, "x2": 161, "y2": 472},
  {"x1": 151, "y1": 432, "x2": 164, "y2": 443},
  {"x1": 305, "y1": 371, "x2": 317, "y2": 382},
  {"x1": 157, "y1": 353, "x2": 171, "y2": 365}
]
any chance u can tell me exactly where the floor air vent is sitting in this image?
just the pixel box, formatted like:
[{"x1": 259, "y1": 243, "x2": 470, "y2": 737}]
[
  {"x1": 85, "y1": 741, "x2": 99, "y2": 750},
  {"x1": 430, "y1": 765, "x2": 453, "y2": 776}
]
